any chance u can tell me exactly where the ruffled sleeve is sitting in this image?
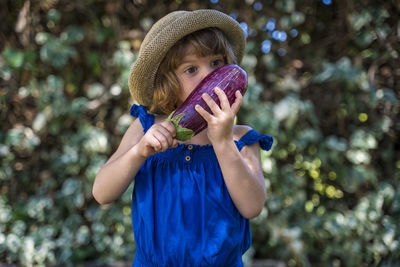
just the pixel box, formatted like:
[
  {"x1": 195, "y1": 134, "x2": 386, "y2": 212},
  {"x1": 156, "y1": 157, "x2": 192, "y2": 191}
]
[
  {"x1": 130, "y1": 104, "x2": 155, "y2": 133},
  {"x1": 236, "y1": 129, "x2": 274, "y2": 151}
]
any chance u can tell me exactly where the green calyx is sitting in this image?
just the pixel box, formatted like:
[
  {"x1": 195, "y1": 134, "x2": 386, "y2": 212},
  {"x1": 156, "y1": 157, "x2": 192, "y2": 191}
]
[{"x1": 166, "y1": 111, "x2": 194, "y2": 141}]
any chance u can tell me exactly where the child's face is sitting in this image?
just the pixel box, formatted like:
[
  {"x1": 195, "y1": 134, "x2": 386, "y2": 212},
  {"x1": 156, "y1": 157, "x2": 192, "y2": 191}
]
[{"x1": 174, "y1": 51, "x2": 225, "y2": 102}]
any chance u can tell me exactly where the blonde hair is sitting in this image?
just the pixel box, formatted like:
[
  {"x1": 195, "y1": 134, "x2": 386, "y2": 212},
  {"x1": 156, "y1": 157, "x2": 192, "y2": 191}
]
[{"x1": 150, "y1": 27, "x2": 237, "y2": 114}]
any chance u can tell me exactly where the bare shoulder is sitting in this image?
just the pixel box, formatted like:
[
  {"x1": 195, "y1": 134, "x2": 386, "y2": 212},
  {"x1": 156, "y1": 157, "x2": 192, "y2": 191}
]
[
  {"x1": 115, "y1": 117, "x2": 145, "y2": 152},
  {"x1": 103, "y1": 118, "x2": 144, "y2": 164},
  {"x1": 233, "y1": 124, "x2": 253, "y2": 141},
  {"x1": 125, "y1": 117, "x2": 144, "y2": 140}
]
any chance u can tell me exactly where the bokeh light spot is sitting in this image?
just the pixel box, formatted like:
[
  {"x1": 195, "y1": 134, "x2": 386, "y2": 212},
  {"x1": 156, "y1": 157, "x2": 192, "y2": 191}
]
[
  {"x1": 322, "y1": 0, "x2": 332, "y2": 5},
  {"x1": 277, "y1": 47, "x2": 286, "y2": 56},
  {"x1": 264, "y1": 18, "x2": 276, "y2": 31},
  {"x1": 261, "y1": 40, "x2": 272, "y2": 54},
  {"x1": 123, "y1": 206, "x2": 131, "y2": 216},
  {"x1": 310, "y1": 169, "x2": 320, "y2": 179},
  {"x1": 229, "y1": 12, "x2": 238, "y2": 20},
  {"x1": 240, "y1": 22, "x2": 249, "y2": 38},
  {"x1": 359, "y1": 113, "x2": 368, "y2": 122},
  {"x1": 253, "y1": 1, "x2": 263, "y2": 11},
  {"x1": 305, "y1": 201, "x2": 314, "y2": 212},
  {"x1": 272, "y1": 30, "x2": 287, "y2": 41},
  {"x1": 290, "y1": 29, "x2": 298, "y2": 38},
  {"x1": 335, "y1": 190, "x2": 344, "y2": 198},
  {"x1": 328, "y1": 171, "x2": 337, "y2": 180},
  {"x1": 317, "y1": 206, "x2": 326, "y2": 216},
  {"x1": 301, "y1": 33, "x2": 311, "y2": 44},
  {"x1": 326, "y1": 185, "x2": 336, "y2": 198}
]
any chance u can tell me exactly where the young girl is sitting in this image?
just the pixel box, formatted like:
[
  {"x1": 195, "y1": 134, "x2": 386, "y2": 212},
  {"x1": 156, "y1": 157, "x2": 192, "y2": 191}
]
[{"x1": 93, "y1": 9, "x2": 273, "y2": 267}]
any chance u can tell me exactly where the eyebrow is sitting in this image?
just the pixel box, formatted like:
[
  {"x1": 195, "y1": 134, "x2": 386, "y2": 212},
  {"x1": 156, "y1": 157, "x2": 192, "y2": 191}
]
[
  {"x1": 180, "y1": 54, "x2": 223, "y2": 64},
  {"x1": 175, "y1": 58, "x2": 196, "y2": 72},
  {"x1": 179, "y1": 55, "x2": 197, "y2": 65}
]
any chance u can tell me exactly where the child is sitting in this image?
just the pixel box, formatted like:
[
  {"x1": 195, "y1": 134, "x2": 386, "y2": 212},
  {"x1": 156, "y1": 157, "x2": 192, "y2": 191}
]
[{"x1": 93, "y1": 9, "x2": 273, "y2": 267}]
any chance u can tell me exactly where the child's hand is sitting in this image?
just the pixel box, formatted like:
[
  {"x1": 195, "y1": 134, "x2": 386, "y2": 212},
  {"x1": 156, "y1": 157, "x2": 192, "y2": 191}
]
[
  {"x1": 195, "y1": 87, "x2": 242, "y2": 145},
  {"x1": 137, "y1": 121, "x2": 178, "y2": 158}
]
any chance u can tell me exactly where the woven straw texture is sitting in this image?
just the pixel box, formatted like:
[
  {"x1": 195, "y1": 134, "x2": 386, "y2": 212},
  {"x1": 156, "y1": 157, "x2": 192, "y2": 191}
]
[{"x1": 128, "y1": 9, "x2": 246, "y2": 108}]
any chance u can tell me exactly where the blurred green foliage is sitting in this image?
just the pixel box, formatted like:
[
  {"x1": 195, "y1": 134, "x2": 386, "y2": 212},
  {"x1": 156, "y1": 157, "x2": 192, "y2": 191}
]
[{"x1": 0, "y1": 0, "x2": 399, "y2": 266}]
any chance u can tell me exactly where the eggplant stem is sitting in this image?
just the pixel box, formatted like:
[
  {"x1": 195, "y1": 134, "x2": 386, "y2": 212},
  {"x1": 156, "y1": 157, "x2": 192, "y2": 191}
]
[{"x1": 166, "y1": 111, "x2": 194, "y2": 141}]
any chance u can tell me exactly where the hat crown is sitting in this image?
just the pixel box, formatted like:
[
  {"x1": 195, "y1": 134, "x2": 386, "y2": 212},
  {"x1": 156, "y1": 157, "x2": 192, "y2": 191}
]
[{"x1": 140, "y1": 11, "x2": 186, "y2": 51}]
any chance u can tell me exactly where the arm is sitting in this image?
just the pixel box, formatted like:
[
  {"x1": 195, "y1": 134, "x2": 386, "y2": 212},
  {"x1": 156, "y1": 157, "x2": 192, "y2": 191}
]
[
  {"x1": 92, "y1": 118, "x2": 177, "y2": 204},
  {"x1": 212, "y1": 134, "x2": 265, "y2": 219},
  {"x1": 195, "y1": 88, "x2": 266, "y2": 219}
]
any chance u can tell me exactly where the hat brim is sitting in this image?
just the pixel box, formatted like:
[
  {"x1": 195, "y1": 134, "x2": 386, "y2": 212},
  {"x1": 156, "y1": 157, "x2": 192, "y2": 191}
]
[{"x1": 128, "y1": 9, "x2": 246, "y2": 108}]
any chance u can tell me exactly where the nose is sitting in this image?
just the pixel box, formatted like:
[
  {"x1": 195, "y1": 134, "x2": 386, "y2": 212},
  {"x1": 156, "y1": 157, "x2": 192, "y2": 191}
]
[{"x1": 200, "y1": 66, "x2": 213, "y2": 80}]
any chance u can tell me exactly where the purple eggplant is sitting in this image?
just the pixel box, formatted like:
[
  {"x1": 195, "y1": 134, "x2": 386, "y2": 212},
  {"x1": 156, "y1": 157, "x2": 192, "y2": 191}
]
[{"x1": 167, "y1": 64, "x2": 248, "y2": 141}]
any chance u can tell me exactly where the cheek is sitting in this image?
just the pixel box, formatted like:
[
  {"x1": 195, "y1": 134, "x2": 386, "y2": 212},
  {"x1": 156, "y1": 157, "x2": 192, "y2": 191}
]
[
  {"x1": 181, "y1": 88, "x2": 193, "y2": 102},
  {"x1": 180, "y1": 79, "x2": 195, "y2": 98},
  {"x1": 178, "y1": 79, "x2": 192, "y2": 102},
  {"x1": 178, "y1": 75, "x2": 204, "y2": 102}
]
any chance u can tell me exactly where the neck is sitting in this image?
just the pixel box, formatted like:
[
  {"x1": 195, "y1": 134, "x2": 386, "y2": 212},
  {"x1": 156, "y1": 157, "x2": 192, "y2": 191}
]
[{"x1": 181, "y1": 130, "x2": 210, "y2": 146}]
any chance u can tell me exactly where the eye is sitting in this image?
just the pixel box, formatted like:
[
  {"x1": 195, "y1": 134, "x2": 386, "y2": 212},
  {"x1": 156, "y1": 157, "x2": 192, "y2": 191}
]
[
  {"x1": 184, "y1": 66, "x2": 197, "y2": 74},
  {"x1": 211, "y1": 58, "x2": 224, "y2": 68}
]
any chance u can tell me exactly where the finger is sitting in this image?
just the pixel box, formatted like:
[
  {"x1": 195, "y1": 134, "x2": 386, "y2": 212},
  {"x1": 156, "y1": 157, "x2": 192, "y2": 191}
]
[
  {"x1": 155, "y1": 124, "x2": 175, "y2": 146},
  {"x1": 202, "y1": 93, "x2": 221, "y2": 115},
  {"x1": 160, "y1": 120, "x2": 177, "y2": 138},
  {"x1": 148, "y1": 137, "x2": 162, "y2": 152},
  {"x1": 152, "y1": 130, "x2": 171, "y2": 151},
  {"x1": 145, "y1": 126, "x2": 162, "y2": 150},
  {"x1": 231, "y1": 90, "x2": 243, "y2": 115},
  {"x1": 195, "y1": 104, "x2": 214, "y2": 122},
  {"x1": 214, "y1": 87, "x2": 230, "y2": 110}
]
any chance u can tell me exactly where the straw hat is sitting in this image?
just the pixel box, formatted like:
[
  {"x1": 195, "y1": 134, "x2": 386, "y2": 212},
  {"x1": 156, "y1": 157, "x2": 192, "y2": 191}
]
[{"x1": 128, "y1": 9, "x2": 246, "y2": 108}]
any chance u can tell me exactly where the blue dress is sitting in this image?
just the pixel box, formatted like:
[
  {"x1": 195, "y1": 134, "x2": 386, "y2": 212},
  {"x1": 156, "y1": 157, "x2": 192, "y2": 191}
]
[{"x1": 130, "y1": 104, "x2": 273, "y2": 267}]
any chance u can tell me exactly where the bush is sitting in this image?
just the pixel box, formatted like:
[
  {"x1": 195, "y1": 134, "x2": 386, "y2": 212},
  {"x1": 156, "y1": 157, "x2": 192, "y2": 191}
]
[{"x1": 1, "y1": 0, "x2": 399, "y2": 266}]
